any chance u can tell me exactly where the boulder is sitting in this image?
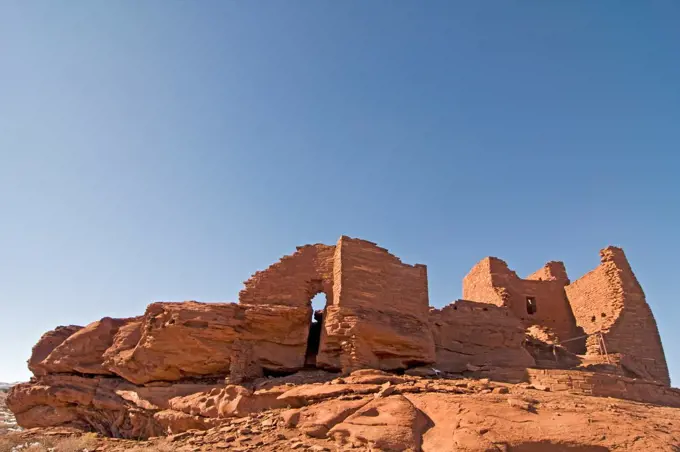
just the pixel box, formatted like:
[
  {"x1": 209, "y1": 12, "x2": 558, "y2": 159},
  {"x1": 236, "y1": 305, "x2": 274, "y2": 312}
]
[
  {"x1": 105, "y1": 301, "x2": 310, "y2": 384},
  {"x1": 329, "y1": 394, "x2": 430, "y2": 451},
  {"x1": 6, "y1": 375, "x2": 226, "y2": 439},
  {"x1": 277, "y1": 383, "x2": 382, "y2": 405},
  {"x1": 39, "y1": 317, "x2": 134, "y2": 375},
  {"x1": 28, "y1": 325, "x2": 83, "y2": 376},
  {"x1": 342, "y1": 369, "x2": 410, "y2": 385},
  {"x1": 295, "y1": 397, "x2": 370, "y2": 438},
  {"x1": 6, "y1": 375, "x2": 162, "y2": 438}
]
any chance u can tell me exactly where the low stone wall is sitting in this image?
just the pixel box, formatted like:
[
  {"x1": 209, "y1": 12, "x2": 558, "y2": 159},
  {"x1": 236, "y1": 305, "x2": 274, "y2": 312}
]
[{"x1": 527, "y1": 369, "x2": 680, "y2": 408}]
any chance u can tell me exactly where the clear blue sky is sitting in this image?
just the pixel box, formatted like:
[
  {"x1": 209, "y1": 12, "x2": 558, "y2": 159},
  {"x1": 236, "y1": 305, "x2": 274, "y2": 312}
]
[{"x1": 1, "y1": 2, "x2": 679, "y2": 383}]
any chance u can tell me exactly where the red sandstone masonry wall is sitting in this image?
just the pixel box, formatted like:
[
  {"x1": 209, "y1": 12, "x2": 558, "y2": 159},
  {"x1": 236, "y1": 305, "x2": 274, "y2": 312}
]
[
  {"x1": 317, "y1": 236, "x2": 435, "y2": 371},
  {"x1": 236, "y1": 244, "x2": 336, "y2": 377},
  {"x1": 461, "y1": 258, "x2": 505, "y2": 307},
  {"x1": 463, "y1": 258, "x2": 583, "y2": 352},
  {"x1": 429, "y1": 300, "x2": 535, "y2": 373},
  {"x1": 565, "y1": 247, "x2": 669, "y2": 385},
  {"x1": 527, "y1": 262, "x2": 570, "y2": 284},
  {"x1": 238, "y1": 244, "x2": 336, "y2": 308},
  {"x1": 527, "y1": 369, "x2": 680, "y2": 407},
  {"x1": 332, "y1": 237, "x2": 429, "y2": 315}
]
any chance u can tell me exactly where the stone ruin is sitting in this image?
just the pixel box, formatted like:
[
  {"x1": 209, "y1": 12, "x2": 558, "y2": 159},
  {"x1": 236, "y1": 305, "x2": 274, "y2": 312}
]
[{"x1": 6, "y1": 236, "x2": 674, "y2": 438}]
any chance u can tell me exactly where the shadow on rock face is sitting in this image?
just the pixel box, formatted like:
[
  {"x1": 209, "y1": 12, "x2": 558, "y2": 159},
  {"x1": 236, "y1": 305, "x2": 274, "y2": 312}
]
[{"x1": 507, "y1": 442, "x2": 610, "y2": 452}]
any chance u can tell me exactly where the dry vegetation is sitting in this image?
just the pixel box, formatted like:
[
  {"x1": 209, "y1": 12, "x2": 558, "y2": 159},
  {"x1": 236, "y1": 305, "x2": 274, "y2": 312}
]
[
  {"x1": 0, "y1": 433, "x2": 178, "y2": 452},
  {"x1": 0, "y1": 434, "x2": 98, "y2": 452}
]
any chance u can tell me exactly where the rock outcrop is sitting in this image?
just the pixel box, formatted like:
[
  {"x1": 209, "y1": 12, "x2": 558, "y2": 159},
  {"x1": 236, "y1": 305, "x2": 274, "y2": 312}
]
[
  {"x1": 6, "y1": 236, "x2": 676, "y2": 450},
  {"x1": 27, "y1": 325, "x2": 83, "y2": 376},
  {"x1": 106, "y1": 302, "x2": 311, "y2": 384},
  {"x1": 40, "y1": 317, "x2": 133, "y2": 376},
  {"x1": 4, "y1": 371, "x2": 680, "y2": 451}
]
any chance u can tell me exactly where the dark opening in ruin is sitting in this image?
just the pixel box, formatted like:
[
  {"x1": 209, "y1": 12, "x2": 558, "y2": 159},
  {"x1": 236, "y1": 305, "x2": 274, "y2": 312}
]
[
  {"x1": 526, "y1": 296, "x2": 537, "y2": 315},
  {"x1": 304, "y1": 293, "x2": 326, "y2": 368}
]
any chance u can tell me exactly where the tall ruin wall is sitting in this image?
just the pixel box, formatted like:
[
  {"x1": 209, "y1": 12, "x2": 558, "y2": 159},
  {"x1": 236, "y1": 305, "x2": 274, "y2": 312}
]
[
  {"x1": 239, "y1": 236, "x2": 436, "y2": 373},
  {"x1": 565, "y1": 247, "x2": 670, "y2": 385},
  {"x1": 462, "y1": 258, "x2": 584, "y2": 352},
  {"x1": 318, "y1": 236, "x2": 435, "y2": 371},
  {"x1": 238, "y1": 243, "x2": 336, "y2": 308}
]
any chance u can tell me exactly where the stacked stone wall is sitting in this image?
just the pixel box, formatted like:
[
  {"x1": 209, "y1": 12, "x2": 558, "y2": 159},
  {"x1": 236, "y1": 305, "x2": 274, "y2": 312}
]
[
  {"x1": 317, "y1": 237, "x2": 435, "y2": 371},
  {"x1": 463, "y1": 258, "x2": 583, "y2": 352},
  {"x1": 239, "y1": 244, "x2": 336, "y2": 308},
  {"x1": 527, "y1": 369, "x2": 680, "y2": 407},
  {"x1": 429, "y1": 300, "x2": 534, "y2": 373},
  {"x1": 565, "y1": 247, "x2": 669, "y2": 385}
]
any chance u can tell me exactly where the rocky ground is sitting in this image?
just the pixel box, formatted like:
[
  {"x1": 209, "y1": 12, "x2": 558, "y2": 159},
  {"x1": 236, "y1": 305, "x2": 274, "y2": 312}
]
[
  {"x1": 0, "y1": 390, "x2": 20, "y2": 437},
  {"x1": 2, "y1": 370, "x2": 680, "y2": 451}
]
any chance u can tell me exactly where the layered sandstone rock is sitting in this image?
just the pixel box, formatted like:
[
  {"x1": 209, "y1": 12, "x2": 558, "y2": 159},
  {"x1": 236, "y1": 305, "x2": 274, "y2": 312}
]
[
  {"x1": 6, "y1": 374, "x2": 223, "y2": 438},
  {"x1": 26, "y1": 302, "x2": 311, "y2": 385},
  {"x1": 6, "y1": 379, "x2": 680, "y2": 451},
  {"x1": 8, "y1": 363, "x2": 680, "y2": 445},
  {"x1": 28, "y1": 325, "x2": 83, "y2": 376},
  {"x1": 40, "y1": 317, "x2": 135, "y2": 376},
  {"x1": 328, "y1": 395, "x2": 430, "y2": 451},
  {"x1": 104, "y1": 302, "x2": 310, "y2": 384},
  {"x1": 7, "y1": 237, "x2": 674, "y2": 447}
]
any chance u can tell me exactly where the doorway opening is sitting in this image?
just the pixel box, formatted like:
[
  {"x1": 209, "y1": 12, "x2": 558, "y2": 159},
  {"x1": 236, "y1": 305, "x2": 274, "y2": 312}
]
[
  {"x1": 304, "y1": 293, "x2": 326, "y2": 367},
  {"x1": 526, "y1": 296, "x2": 537, "y2": 315}
]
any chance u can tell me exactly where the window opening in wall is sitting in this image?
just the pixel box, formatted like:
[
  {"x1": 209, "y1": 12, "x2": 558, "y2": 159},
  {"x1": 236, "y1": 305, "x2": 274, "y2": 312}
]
[
  {"x1": 526, "y1": 297, "x2": 537, "y2": 315},
  {"x1": 310, "y1": 293, "x2": 325, "y2": 320},
  {"x1": 304, "y1": 293, "x2": 326, "y2": 368}
]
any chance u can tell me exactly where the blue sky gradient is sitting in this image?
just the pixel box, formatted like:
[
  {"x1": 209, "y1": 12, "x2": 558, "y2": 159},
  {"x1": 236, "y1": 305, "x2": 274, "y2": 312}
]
[{"x1": 1, "y1": 2, "x2": 679, "y2": 382}]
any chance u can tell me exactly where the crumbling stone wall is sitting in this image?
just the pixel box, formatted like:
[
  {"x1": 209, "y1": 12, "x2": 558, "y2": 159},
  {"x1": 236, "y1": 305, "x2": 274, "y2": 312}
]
[
  {"x1": 527, "y1": 369, "x2": 680, "y2": 407},
  {"x1": 565, "y1": 247, "x2": 670, "y2": 385},
  {"x1": 239, "y1": 244, "x2": 336, "y2": 308},
  {"x1": 317, "y1": 237, "x2": 435, "y2": 371},
  {"x1": 237, "y1": 237, "x2": 436, "y2": 374},
  {"x1": 429, "y1": 300, "x2": 535, "y2": 373},
  {"x1": 463, "y1": 258, "x2": 584, "y2": 352},
  {"x1": 526, "y1": 261, "x2": 570, "y2": 284}
]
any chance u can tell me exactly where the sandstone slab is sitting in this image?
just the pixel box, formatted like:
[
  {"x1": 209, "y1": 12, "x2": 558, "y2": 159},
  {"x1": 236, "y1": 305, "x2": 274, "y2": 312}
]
[{"x1": 329, "y1": 394, "x2": 430, "y2": 451}]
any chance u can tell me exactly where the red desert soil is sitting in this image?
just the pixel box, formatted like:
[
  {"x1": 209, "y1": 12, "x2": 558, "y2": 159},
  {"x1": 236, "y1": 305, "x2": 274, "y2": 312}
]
[{"x1": 2, "y1": 373, "x2": 680, "y2": 451}]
